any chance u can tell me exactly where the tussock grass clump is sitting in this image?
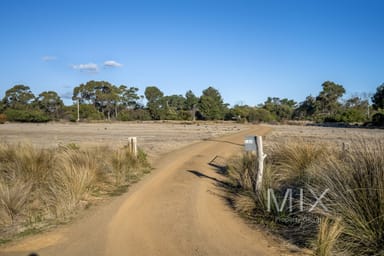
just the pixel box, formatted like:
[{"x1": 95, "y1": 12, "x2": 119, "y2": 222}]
[
  {"x1": 228, "y1": 156, "x2": 281, "y2": 222},
  {"x1": 227, "y1": 138, "x2": 384, "y2": 255},
  {"x1": 228, "y1": 153, "x2": 258, "y2": 192},
  {"x1": 267, "y1": 140, "x2": 329, "y2": 186},
  {"x1": 310, "y1": 140, "x2": 384, "y2": 255},
  {"x1": 0, "y1": 179, "x2": 32, "y2": 224},
  {"x1": 313, "y1": 217, "x2": 343, "y2": 256},
  {"x1": 0, "y1": 142, "x2": 150, "y2": 240}
]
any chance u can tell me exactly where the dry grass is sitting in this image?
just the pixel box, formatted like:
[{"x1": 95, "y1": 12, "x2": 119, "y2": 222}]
[
  {"x1": 309, "y1": 139, "x2": 384, "y2": 255},
  {"x1": 0, "y1": 142, "x2": 150, "y2": 241},
  {"x1": 267, "y1": 140, "x2": 329, "y2": 186},
  {"x1": 227, "y1": 138, "x2": 384, "y2": 255},
  {"x1": 0, "y1": 179, "x2": 32, "y2": 225},
  {"x1": 228, "y1": 156, "x2": 281, "y2": 222},
  {"x1": 313, "y1": 217, "x2": 343, "y2": 256}
]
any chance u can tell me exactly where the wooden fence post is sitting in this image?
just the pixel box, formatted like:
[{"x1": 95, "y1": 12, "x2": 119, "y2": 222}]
[{"x1": 128, "y1": 137, "x2": 137, "y2": 157}]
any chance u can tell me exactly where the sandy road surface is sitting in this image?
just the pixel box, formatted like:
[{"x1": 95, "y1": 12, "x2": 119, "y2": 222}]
[{"x1": 1, "y1": 125, "x2": 286, "y2": 256}]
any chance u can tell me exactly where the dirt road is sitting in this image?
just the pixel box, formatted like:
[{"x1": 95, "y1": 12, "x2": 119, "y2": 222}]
[{"x1": 1, "y1": 126, "x2": 283, "y2": 256}]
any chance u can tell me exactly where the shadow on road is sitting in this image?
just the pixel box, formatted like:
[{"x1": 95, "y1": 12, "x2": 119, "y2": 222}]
[
  {"x1": 186, "y1": 170, "x2": 231, "y2": 188},
  {"x1": 208, "y1": 155, "x2": 228, "y2": 175}
]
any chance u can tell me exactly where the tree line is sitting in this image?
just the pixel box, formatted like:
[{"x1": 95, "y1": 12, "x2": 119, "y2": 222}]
[{"x1": 0, "y1": 80, "x2": 383, "y2": 126}]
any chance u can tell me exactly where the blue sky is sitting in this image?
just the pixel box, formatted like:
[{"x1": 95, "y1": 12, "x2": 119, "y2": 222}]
[{"x1": 0, "y1": 0, "x2": 383, "y2": 106}]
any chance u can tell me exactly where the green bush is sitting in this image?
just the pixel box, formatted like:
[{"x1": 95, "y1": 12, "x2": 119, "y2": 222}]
[
  {"x1": 80, "y1": 104, "x2": 103, "y2": 120},
  {"x1": 248, "y1": 108, "x2": 276, "y2": 123},
  {"x1": 117, "y1": 109, "x2": 151, "y2": 121},
  {"x1": 5, "y1": 109, "x2": 50, "y2": 122},
  {"x1": 339, "y1": 108, "x2": 367, "y2": 123},
  {"x1": 323, "y1": 109, "x2": 367, "y2": 123}
]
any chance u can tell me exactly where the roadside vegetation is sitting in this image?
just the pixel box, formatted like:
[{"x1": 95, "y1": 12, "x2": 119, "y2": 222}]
[
  {"x1": 0, "y1": 81, "x2": 383, "y2": 126},
  {"x1": 226, "y1": 138, "x2": 384, "y2": 256},
  {"x1": 0, "y1": 142, "x2": 150, "y2": 243}
]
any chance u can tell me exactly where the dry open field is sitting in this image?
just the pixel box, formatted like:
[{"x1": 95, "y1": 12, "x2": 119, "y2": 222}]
[
  {"x1": 1, "y1": 122, "x2": 383, "y2": 159},
  {"x1": 265, "y1": 124, "x2": 384, "y2": 147},
  {"x1": 0, "y1": 122, "x2": 247, "y2": 160}
]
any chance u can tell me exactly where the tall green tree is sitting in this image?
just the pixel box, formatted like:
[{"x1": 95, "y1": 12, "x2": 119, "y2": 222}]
[
  {"x1": 372, "y1": 83, "x2": 384, "y2": 110},
  {"x1": 315, "y1": 81, "x2": 346, "y2": 116},
  {"x1": 2, "y1": 85, "x2": 35, "y2": 110},
  {"x1": 72, "y1": 80, "x2": 140, "y2": 120},
  {"x1": 230, "y1": 104, "x2": 251, "y2": 121},
  {"x1": 198, "y1": 86, "x2": 226, "y2": 120},
  {"x1": 95, "y1": 83, "x2": 118, "y2": 120},
  {"x1": 293, "y1": 95, "x2": 317, "y2": 120},
  {"x1": 72, "y1": 81, "x2": 98, "y2": 104},
  {"x1": 35, "y1": 91, "x2": 64, "y2": 119},
  {"x1": 118, "y1": 85, "x2": 140, "y2": 109},
  {"x1": 144, "y1": 86, "x2": 164, "y2": 120},
  {"x1": 112, "y1": 85, "x2": 141, "y2": 119},
  {"x1": 164, "y1": 94, "x2": 185, "y2": 110},
  {"x1": 185, "y1": 90, "x2": 198, "y2": 121},
  {"x1": 162, "y1": 94, "x2": 186, "y2": 119}
]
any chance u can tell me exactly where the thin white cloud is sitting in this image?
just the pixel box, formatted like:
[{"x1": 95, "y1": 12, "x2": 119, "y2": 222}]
[
  {"x1": 42, "y1": 56, "x2": 57, "y2": 61},
  {"x1": 72, "y1": 63, "x2": 99, "y2": 72},
  {"x1": 104, "y1": 60, "x2": 123, "y2": 68}
]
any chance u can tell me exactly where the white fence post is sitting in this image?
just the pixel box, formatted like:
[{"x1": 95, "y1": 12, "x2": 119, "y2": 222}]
[{"x1": 255, "y1": 136, "x2": 267, "y2": 191}]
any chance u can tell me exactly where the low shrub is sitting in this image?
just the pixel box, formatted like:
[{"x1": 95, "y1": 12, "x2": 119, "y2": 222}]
[
  {"x1": 248, "y1": 108, "x2": 276, "y2": 123},
  {"x1": 117, "y1": 109, "x2": 152, "y2": 121},
  {"x1": 4, "y1": 109, "x2": 50, "y2": 122}
]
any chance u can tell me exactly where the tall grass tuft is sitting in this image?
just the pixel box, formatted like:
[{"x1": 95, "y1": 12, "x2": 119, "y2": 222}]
[
  {"x1": 228, "y1": 155, "x2": 282, "y2": 222},
  {"x1": 0, "y1": 142, "x2": 150, "y2": 241},
  {"x1": 313, "y1": 217, "x2": 343, "y2": 256},
  {"x1": 0, "y1": 179, "x2": 32, "y2": 224},
  {"x1": 228, "y1": 153, "x2": 258, "y2": 192},
  {"x1": 267, "y1": 140, "x2": 328, "y2": 186},
  {"x1": 310, "y1": 139, "x2": 384, "y2": 255},
  {"x1": 48, "y1": 147, "x2": 99, "y2": 217}
]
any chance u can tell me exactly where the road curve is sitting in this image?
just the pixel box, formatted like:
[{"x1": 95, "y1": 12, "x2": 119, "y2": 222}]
[{"x1": 1, "y1": 125, "x2": 281, "y2": 256}]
